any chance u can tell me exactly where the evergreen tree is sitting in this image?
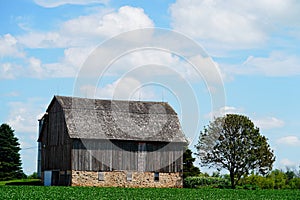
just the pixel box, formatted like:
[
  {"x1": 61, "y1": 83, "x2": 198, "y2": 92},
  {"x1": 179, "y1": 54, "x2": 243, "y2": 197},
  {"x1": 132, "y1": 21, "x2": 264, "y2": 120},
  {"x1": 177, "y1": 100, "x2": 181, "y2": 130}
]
[
  {"x1": 183, "y1": 148, "x2": 200, "y2": 178},
  {"x1": 0, "y1": 123, "x2": 24, "y2": 180}
]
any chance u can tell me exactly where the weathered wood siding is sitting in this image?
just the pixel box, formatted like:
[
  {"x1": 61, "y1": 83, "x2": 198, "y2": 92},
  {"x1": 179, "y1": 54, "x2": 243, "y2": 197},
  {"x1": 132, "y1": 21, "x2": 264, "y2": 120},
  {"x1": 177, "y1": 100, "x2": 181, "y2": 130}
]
[
  {"x1": 40, "y1": 100, "x2": 72, "y2": 172},
  {"x1": 71, "y1": 139, "x2": 183, "y2": 172}
]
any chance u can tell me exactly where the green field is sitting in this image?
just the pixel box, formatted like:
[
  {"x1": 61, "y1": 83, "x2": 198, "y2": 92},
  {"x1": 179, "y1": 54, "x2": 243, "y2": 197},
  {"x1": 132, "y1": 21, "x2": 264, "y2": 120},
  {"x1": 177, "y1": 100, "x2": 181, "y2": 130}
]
[
  {"x1": 0, "y1": 186, "x2": 300, "y2": 200},
  {"x1": 0, "y1": 179, "x2": 41, "y2": 186}
]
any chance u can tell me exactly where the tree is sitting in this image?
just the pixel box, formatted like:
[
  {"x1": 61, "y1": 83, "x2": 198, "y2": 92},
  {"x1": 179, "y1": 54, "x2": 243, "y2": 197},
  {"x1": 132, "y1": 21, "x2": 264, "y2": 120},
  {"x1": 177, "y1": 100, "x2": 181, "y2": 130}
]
[
  {"x1": 195, "y1": 114, "x2": 275, "y2": 188},
  {"x1": 0, "y1": 123, "x2": 24, "y2": 180},
  {"x1": 183, "y1": 148, "x2": 200, "y2": 178}
]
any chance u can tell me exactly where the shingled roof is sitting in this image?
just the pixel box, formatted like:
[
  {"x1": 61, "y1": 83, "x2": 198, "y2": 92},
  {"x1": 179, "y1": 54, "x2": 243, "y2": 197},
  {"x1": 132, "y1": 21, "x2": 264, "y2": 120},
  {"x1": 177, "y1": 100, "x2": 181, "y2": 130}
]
[{"x1": 46, "y1": 96, "x2": 187, "y2": 143}]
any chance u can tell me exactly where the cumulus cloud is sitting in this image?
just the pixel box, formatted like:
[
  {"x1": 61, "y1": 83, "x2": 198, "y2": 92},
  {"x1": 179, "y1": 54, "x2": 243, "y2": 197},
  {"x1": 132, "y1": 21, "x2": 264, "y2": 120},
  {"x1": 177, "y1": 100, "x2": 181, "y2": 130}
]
[
  {"x1": 277, "y1": 136, "x2": 300, "y2": 146},
  {"x1": 104, "y1": 50, "x2": 192, "y2": 79},
  {"x1": 253, "y1": 117, "x2": 285, "y2": 130},
  {"x1": 3, "y1": 6, "x2": 155, "y2": 79},
  {"x1": 224, "y1": 52, "x2": 300, "y2": 77},
  {"x1": 280, "y1": 158, "x2": 297, "y2": 167},
  {"x1": 0, "y1": 34, "x2": 24, "y2": 58},
  {"x1": 34, "y1": 0, "x2": 108, "y2": 8},
  {"x1": 0, "y1": 51, "x2": 81, "y2": 80},
  {"x1": 6, "y1": 98, "x2": 47, "y2": 175},
  {"x1": 206, "y1": 106, "x2": 285, "y2": 130},
  {"x1": 170, "y1": 0, "x2": 300, "y2": 49},
  {"x1": 6, "y1": 99, "x2": 45, "y2": 134},
  {"x1": 80, "y1": 77, "x2": 156, "y2": 100},
  {"x1": 0, "y1": 63, "x2": 22, "y2": 79},
  {"x1": 62, "y1": 6, "x2": 153, "y2": 38},
  {"x1": 17, "y1": 6, "x2": 154, "y2": 48},
  {"x1": 206, "y1": 106, "x2": 244, "y2": 119}
]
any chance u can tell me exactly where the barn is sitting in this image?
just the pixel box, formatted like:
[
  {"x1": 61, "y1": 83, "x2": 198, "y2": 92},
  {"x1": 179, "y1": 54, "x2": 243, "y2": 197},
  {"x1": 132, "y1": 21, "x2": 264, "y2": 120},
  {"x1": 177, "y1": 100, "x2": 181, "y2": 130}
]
[{"x1": 37, "y1": 96, "x2": 187, "y2": 187}]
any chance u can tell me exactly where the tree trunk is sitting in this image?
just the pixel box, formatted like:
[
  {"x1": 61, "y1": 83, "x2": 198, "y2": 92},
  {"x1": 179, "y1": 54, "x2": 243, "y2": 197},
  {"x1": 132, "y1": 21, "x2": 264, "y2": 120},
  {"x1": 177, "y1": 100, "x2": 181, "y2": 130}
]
[{"x1": 230, "y1": 170, "x2": 235, "y2": 189}]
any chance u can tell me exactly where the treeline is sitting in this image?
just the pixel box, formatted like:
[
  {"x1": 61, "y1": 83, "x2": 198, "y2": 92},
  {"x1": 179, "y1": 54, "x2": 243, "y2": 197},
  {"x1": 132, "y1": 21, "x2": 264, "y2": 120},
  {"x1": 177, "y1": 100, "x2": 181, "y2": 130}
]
[{"x1": 184, "y1": 168, "x2": 300, "y2": 189}]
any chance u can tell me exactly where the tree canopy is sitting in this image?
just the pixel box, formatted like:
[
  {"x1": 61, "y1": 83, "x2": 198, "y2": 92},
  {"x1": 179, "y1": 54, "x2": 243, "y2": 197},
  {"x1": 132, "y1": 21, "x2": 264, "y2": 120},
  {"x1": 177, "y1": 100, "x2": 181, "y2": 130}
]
[
  {"x1": 183, "y1": 148, "x2": 200, "y2": 178},
  {"x1": 195, "y1": 114, "x2": 275, "y2": 188},
  {"x1": 0, "y1": 123, "x2": 24, "y2": 180}
]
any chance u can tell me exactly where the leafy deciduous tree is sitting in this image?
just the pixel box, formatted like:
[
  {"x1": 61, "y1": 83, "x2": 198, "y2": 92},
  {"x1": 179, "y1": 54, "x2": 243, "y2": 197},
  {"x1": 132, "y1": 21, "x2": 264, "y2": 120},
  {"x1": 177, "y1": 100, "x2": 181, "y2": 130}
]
[{"x1": 195, "y1": 114, "x2": 275, "y2": 188}]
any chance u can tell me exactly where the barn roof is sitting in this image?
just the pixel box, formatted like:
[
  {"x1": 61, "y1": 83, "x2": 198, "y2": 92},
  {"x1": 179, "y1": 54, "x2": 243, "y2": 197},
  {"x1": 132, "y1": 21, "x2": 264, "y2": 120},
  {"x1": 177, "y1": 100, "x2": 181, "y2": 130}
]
[{"x1": 46, "y1": 96, "x2": 187, "y2": 143}]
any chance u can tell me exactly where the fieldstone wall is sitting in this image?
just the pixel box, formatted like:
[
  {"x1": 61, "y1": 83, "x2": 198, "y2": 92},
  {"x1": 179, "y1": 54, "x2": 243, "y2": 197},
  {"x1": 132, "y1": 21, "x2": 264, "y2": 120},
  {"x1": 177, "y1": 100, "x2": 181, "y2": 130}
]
[{"x1": 71, "y1": 170, "x2": 183, "y2": 188}]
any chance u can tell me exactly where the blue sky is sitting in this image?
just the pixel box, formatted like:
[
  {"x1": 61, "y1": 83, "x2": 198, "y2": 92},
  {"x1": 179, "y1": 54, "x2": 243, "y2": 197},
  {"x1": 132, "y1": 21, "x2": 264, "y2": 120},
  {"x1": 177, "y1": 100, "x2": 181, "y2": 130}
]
[{"x1": 1, "y1": 0, "x2": 300, "y2": 175}]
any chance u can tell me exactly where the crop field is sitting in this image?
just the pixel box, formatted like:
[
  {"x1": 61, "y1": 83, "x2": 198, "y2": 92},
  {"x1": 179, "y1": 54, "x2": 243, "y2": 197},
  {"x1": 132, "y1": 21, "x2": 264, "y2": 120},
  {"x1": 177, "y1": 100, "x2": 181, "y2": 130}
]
[{"x1": 0, "y1": 186, "x2": 300, "y2": 200}]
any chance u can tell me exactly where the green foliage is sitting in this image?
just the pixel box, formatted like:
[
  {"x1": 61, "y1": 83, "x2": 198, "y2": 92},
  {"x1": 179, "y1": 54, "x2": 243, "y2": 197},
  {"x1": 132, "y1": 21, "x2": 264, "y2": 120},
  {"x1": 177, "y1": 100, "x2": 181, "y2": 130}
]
[
  {"x1": 0, "y1": 186, "x2": 300, "y2": 199},
  {"x1": 268, "y1": 169, "x2": 287, "y2": 189},
  {"x1": 195, "y1": 114, "x2": 275, "y2": 188},
  {"x1": 240, "y1": 174, "x2": 274, "y2": 189},
  {"x1": 184, "y1": 176, "x2": 230, "y2": 188},
  {"x1": 239, "y1": 169, "x2": 300, "y2": 190},
  {"x1": 183, "y1": 148, "x2": 200, "y2": 178},
  {"x1": 288, "y1": 178, "x2": 300, "y2": 189},
  {"x1": 27, "y1": 172, "x2": 39, "y2": 179},
  {"x1": 0, "y1": 124, "x2": 24, "y2": 181}
]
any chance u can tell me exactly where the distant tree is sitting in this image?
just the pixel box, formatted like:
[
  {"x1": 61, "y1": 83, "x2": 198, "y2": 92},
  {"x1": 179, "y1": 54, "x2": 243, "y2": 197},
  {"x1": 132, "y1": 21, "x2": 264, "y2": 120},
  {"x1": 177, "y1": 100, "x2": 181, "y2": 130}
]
[
  {"x1": 0, "y1": 124, "x2": 24, "y2": 180},
  {"x1": 195, "y1": 114, "x2": 275, "y2": 188},
  {"x1": 285, "y1": 167, "x2": 296, "y2": 183},
  {"x1": 28, "y1": 172, "x2": 38, "y2": 179},
  {"x1": 183, "y1": 148, "x2": 200, "y2": 178},
  {"x1": 269, "y1": 169, "x2": 287, "y2": 189}
]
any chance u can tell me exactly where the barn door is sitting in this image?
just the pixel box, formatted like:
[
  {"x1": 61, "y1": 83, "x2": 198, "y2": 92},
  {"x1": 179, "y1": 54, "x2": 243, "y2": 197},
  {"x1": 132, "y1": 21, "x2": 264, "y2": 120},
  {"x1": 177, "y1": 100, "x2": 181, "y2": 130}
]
[
  {"x1": 51, "y1": 170, "x2": 60, "y2": 186},
  {"x1": 138, "y1": 142, "x2": 146, "y2": 171}
]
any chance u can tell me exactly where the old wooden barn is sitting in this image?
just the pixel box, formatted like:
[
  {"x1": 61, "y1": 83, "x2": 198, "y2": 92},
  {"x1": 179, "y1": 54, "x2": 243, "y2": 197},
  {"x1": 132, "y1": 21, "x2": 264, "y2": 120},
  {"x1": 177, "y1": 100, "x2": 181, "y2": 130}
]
[{"x1": 37, "y1": 96, "x2": 187, "y2": 187}]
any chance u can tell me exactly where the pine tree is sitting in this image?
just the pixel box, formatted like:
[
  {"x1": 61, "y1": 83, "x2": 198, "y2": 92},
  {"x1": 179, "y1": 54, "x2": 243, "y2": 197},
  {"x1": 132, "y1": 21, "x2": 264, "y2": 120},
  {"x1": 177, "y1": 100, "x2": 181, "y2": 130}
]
[
  {"x1": 183, "y1": 148, "x2": 200, "y2": 178},
  {"x1": 0, "y1": 123, "x2": 24, "y2": 180}
]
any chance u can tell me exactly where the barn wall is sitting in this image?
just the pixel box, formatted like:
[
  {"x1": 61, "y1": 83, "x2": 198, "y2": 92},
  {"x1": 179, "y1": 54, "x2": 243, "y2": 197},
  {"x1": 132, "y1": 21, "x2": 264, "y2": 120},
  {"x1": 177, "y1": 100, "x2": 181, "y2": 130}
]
[
  {"x1": 71, "y1": 170, "x2": 183, "y2": 188},
  {"x1": 40, "y1": 99, "x2": 72, "y2": 185},
  {"x1": 71, "y1": 139, "x2": 184, "y2": 173}
]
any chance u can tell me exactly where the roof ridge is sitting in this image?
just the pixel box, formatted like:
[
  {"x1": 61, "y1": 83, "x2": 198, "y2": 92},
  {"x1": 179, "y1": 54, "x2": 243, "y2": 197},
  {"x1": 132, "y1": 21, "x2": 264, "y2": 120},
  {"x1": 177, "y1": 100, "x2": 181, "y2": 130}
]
[{"x1": 55, "y1": 95, "x2": 169, "y2": 104}]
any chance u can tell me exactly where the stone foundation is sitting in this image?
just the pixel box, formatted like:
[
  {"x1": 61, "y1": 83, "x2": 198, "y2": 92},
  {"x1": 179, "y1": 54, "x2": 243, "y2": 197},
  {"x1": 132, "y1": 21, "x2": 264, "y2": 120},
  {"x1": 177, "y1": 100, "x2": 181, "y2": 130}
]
[{"x1": 71, "y1": 170, "x2": 183, "y2": 188}]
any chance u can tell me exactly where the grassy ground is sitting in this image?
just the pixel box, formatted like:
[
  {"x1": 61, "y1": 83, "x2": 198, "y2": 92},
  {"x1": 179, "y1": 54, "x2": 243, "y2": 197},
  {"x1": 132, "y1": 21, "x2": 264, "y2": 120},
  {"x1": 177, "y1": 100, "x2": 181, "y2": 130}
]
[
  {"x1": 0, "y1": 186, "x2": 299, "y2": 200},
  {"x1": 0, "y1": 179, "x2": 41, "y2": 186}
]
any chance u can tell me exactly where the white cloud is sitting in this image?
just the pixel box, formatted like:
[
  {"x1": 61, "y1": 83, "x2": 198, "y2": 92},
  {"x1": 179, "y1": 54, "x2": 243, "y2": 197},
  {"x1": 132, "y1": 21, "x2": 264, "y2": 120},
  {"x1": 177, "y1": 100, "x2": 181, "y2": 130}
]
[
  {"x1": 206, "y1": 106, "x2": 285, "y2": 130},
  {"x1": 6, "y1": 98, "x2": 43, "y2": 174},
  {"x1": 62, "y1": 6, "x2": 153, "y2": 39},
  {"x1": 34, "y1": 0, "x2": 108, "y2": 8},
  {"x1": 5, "y1": 6, "x2": 155, "y2": 79},
  {"x1": 0, "y1": 34, "x2": 24, "y2": 58},
  {"x1": 280, "y1": 158, "x2": 297, "y2": 167},
  {"x1": 206, "y1": 106, "x2": 244, "y2": 119},
  {"x1": 5, "y1": 98, "x2": 47, "y2": 175},
  {"x1": 277, "y1": 136, "x2": 300, "y2": 146},
  {"x1": 18, "y1": 6, "x2": 154, "y2": 48},
  {"x1": 0, "y1": 62, "x2": 24, "y2": 79},
  {"x1": 253, "y1": 117, "x2": 285, "y2": 130},
  {"x1": 170, "y1": 0, "x2": 300, "y2": 50},
  {"x1": 224, "y1": 52, "x2": 300, "y2": 77},
  {"x1": 17, "y1": 31, "x2": 67, "y2": 49},
  {"x1": 6, "y1": 98, "x2": 45, "y2": 134},
  {"x1": 2, "y1": 91, "x2": 20, "y2": 97},
  {"x1": 0, "y1": 57, "x2": 72, "y2": 80},
  {"x1": 80, "y1": 77, "x2": 156, "y2": 100},
  {"x1": 105, "y1": 50, "x2": 187, "y2": 77}
]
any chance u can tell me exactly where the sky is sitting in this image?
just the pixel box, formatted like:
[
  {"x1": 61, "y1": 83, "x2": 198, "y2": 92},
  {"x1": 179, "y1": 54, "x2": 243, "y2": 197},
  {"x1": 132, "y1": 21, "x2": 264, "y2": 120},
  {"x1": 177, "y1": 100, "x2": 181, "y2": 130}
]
[{"x1": 0, "y1": 0, "x2": 300, "y2": 175}]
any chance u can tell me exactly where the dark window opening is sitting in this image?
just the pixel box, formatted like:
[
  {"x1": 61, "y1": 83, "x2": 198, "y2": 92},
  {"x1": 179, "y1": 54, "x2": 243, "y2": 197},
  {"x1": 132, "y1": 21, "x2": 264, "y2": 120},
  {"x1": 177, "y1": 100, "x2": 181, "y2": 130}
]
[{"x1": 154, "y1": 172, "x2": 159, "y2": 182}]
